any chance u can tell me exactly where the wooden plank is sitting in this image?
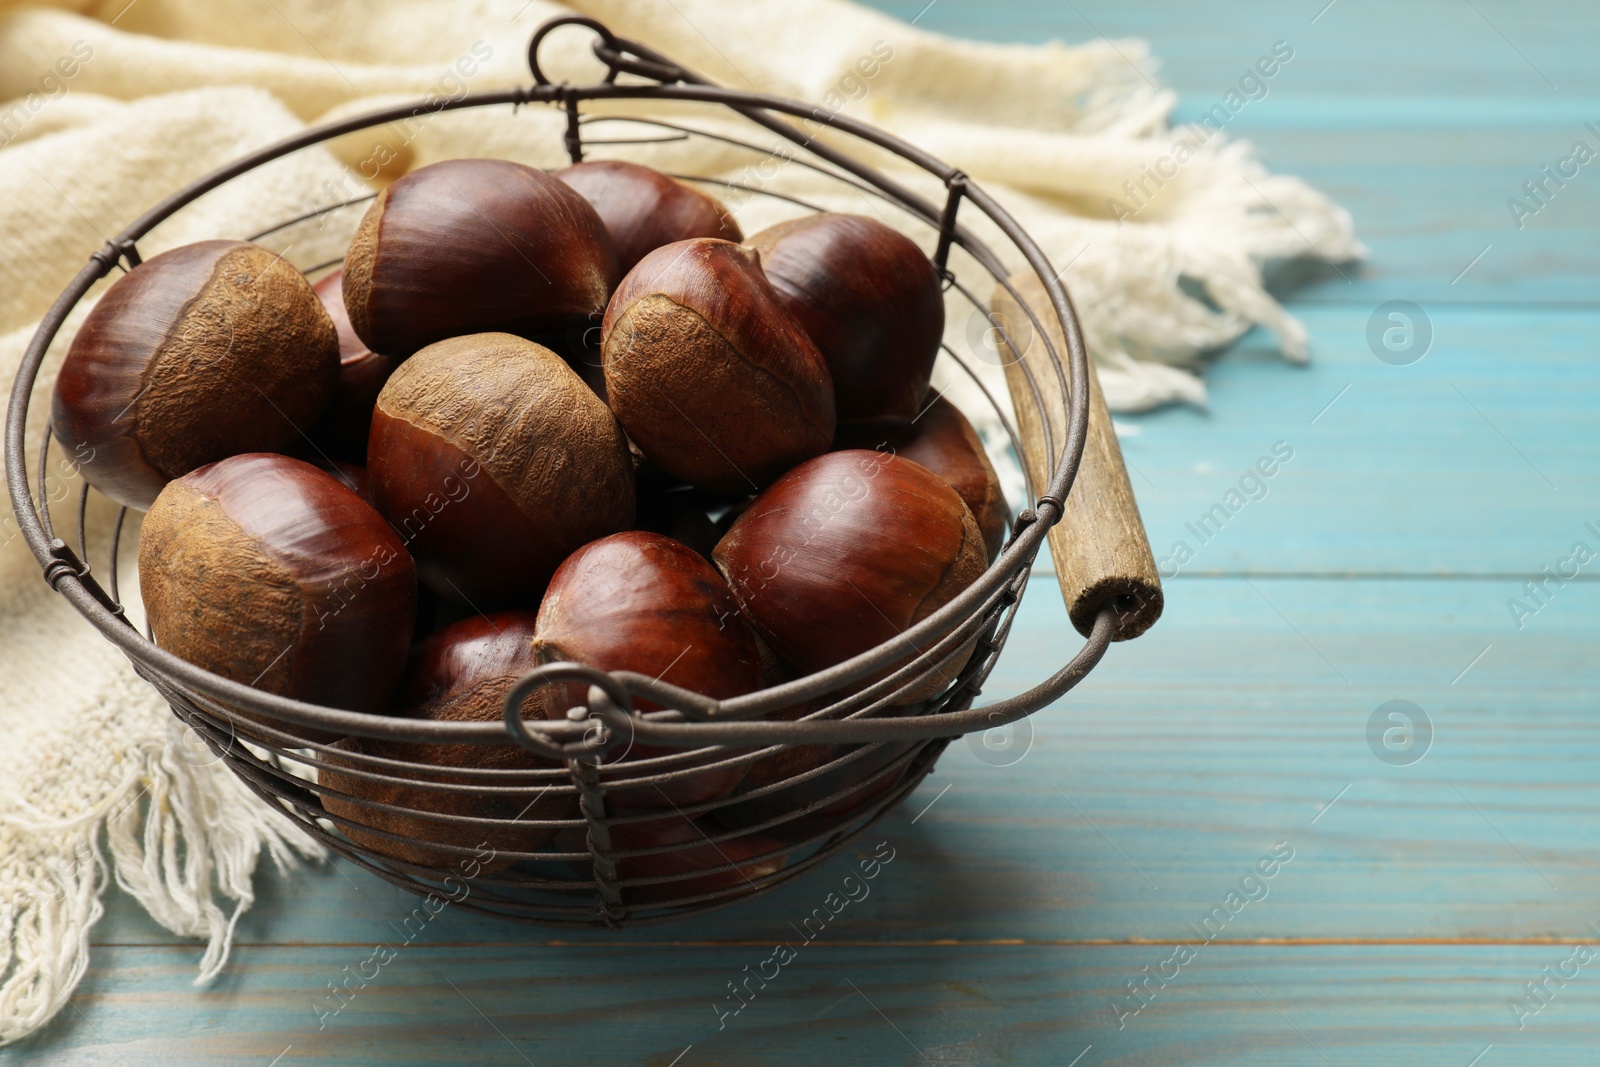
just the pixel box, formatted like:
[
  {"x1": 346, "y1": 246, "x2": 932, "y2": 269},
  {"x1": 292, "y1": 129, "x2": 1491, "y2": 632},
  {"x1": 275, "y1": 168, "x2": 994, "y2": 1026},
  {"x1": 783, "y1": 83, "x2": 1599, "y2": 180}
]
[
  {"x1": 20, "y1": 944, "x2": 1600, "y2": 1065},
  {"x1": 1114, "y1": 305, "x2": 1600, "y2": 576},
  {"x1": 880, "y1": 0, "x2": 1600, "y2": 99},
  {"x1": 88, "y1": 575, "x2": 1599, "y2": 949},
  {"x1": 864, "y1": 1, "x2": 1600, "y2": 304},
  {"x1": 1208, "y1": 123, "x2": 1600, "y2": 307}
]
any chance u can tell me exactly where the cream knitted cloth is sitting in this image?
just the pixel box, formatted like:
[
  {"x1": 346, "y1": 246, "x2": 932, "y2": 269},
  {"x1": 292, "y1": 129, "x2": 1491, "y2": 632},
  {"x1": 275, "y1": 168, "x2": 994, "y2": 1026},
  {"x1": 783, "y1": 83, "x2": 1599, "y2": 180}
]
[{"x1": 0, "y1": 0, "x2": 1362, "y2": 1045}]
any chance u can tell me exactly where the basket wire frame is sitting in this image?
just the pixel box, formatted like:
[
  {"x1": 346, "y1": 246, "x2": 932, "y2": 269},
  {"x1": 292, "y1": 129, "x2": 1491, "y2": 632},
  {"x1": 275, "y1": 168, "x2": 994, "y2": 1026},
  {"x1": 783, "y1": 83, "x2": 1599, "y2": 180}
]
[{"x1": 3, "y1": 16, "x2": 1115, "y2": 927}]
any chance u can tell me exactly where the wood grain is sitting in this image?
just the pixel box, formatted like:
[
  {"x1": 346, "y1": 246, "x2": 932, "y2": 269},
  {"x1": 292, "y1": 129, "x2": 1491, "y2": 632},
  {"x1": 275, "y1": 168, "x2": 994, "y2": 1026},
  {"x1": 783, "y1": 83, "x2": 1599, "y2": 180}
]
[
  {"x1": 991, "y1": 274, "x2": 1163, "y2": 639},
  {"x1": 24, "y1": 945, "x2": 1600, "y2": 1066}
]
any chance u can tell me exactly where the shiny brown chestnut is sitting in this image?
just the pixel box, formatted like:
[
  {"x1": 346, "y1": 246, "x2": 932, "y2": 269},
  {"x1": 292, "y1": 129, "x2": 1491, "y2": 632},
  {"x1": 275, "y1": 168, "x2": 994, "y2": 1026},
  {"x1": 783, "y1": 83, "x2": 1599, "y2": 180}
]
[
  {"x1": 556, "y1": 160, "x2": 743, "y2": 276},
  {"x1": 138, "y1": 454, "x2": 416, "y2": 740},
  {"x1": 712, "y1": 450, "x2": 987, "y2": 701},
  {"x1": 310, "y1": 459, "x2": 371, "y2": 502},
  {"x1": 52, "y1": 240, "x2": 339, "y2": 510},
  {"x1": 343, "y1": 158, "x2": 619, "y2": 356},
  {"x1": 367, "y1": 333, "x2": 635, "y2": 606},
  {"x1": 745, "y1": 213, "x2": 944, "y2": 422},
  {"x1": 601, "y1": 239, "x2": 835, "y2": 493},
  {"x1": 534, "y1": 531, "x2": 763, "y2": 809},
  {"x1": 305, "y1": 268, "x2": 399, "y2": 462},
  {"x1": 833, "y1": 391, "x2": 1010, "y2": 561},
  {"x1": 306, "y1": 460, "x2": 445, "y2": 643},
  {"x1": 319, "y1": 612, "x2": 574, "y2": 872}
]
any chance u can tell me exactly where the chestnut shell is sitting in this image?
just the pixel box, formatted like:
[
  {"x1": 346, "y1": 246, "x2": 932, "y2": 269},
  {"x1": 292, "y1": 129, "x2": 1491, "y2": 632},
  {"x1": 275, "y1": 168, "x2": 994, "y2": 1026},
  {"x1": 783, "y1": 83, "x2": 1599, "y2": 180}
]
[
  {"x1": 138, "y1": 453, "x2": 416, "y2": 737},
  {"x1": 319, "y1": 612, "x2": 573, "y2": 872},
  {"x1": 535, "y1": 531, "x2": 763, "y2": 810},
  {"x1": 556, "y1": 160, "x2": 742, "y2": 275},
  {"x1": 555, "y1": 813, "x2": 786, "y2": 906},
  {"x1": 713, "y1": 702, "x2": 924, "y2": 842},
  {"x1": 52, "y1": 240, "x2": 340, "y2": 510},
  {"x1": 712, "y1": 450, "x2": 987, "y2": 699},
  {"x1": 601, "y1": 239, "x2": 835, "y2": 493},
  {"x1": 343, "y1": 158, "x2": 619, "y2": 356},
  {"x1": 746, "y1": 213, "x2": 944, "y2": 422},
  {"x1": 367, "y1": 333, "x2": 635, "y2": 606},
  {"x1": 305, "y1": 268, "x2": 398, "y2": 463},
  {"x1": 833, "y1": 392, "x2": 1010, "y2": 561}
]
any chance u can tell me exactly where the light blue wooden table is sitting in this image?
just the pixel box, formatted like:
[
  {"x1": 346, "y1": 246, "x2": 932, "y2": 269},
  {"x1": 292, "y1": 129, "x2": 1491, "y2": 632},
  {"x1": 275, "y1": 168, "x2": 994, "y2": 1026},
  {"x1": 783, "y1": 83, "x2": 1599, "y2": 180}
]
[{"x1": 9, "y1": 1, "x2": 1599, "y2": 1063}]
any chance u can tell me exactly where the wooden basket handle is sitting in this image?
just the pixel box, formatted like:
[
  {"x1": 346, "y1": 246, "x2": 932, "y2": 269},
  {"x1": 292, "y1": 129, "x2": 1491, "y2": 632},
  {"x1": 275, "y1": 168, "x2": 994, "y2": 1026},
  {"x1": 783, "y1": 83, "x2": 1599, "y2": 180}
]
[{"x1": 990, "y1": 274, "x2": 1163, "y2": 641}]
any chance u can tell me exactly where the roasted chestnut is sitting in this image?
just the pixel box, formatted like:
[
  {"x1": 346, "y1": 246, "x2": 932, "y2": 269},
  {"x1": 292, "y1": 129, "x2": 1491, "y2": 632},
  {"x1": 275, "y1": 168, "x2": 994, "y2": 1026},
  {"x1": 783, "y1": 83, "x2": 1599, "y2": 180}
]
[
  {"x1": 601, "y1": 239, "x2": 834, "y2": 493},
  {"x1": 319, "y1": 612, "x2": 574, "y2": 872},
  {"x1": 534, "y1": 531, "x2": 763, "y2": 809},
  {"x1": 367, "y1": 332, "x2": 635, "y2": 606},
  {"x1": 557, "y1": 160, "x2": 743, "y2": 275},
  {"x1": 138, "y1": 454, "x2": 415, "y2": 739},
  {"x1": 712, "y1": 450, "x2": 987, "y2": 700},
  {"x1": 833, "y1": 392, "x2": 1010, "y2": 561},
  {"x1": 746, "y1": 213, "x2": 943, "y2": 422},
  {"x1": 343, "y1": 158, "x2": 618, "y2": 356},
  {"x1": 305, "y1": 268, "x2": 399, "y2": 462},
  {"x1": 52, "y1": 240, "x2": 339, "y2": 510}
]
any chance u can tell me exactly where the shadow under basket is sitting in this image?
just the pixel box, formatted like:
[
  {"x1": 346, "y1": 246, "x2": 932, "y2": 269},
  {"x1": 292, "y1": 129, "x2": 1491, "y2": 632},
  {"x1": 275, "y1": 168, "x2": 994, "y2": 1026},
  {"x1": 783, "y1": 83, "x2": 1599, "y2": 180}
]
[{"x1": 2, "y1": 15, "x2": 1163, "y2": 928}]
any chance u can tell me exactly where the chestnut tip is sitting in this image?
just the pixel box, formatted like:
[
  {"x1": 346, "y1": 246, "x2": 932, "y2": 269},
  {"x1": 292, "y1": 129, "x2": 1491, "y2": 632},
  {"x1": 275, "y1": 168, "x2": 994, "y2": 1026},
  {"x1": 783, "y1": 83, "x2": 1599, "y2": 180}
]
[{"x1": 600, "y1": 237, "x2": 835, "y2": 494}]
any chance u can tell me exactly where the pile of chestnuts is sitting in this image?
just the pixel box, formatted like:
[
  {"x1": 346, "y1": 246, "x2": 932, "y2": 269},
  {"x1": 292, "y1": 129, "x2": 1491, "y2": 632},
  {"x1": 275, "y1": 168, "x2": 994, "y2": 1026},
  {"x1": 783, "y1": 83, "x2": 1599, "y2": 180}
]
[{"x1": 53, "y1": 156, "x2": 1009, "y2": 892}]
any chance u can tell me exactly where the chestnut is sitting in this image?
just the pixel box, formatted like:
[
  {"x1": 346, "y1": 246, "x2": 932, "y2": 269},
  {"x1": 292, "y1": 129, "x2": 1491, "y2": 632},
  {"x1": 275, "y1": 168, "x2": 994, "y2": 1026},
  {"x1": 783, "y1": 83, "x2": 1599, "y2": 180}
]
[
  {"x1": 311, "y1": 458, "x2": 370, "y2": 502},
  {"x1": 601, "y1": 239, "x2": 834, "y2": 493},
  {"x1": 612, "y1": 815, "x2": 787, "y2": 905},
  {"x1": 712, "y1": 450, "x2": 987, "y2": 700},
  {"x1": 324, "y1": 464, "x2": 451, "y2": 643},
  {"x1": 305, "y1": 268, "x2": 399, "y2": 462},
  {"x1": 138, "y1": 454, "x2": 416, "y2": 739},
  {"x1": 745, "y1": 213, "x2": 943, "y2": 422},
  {"x1": 319, "y1": 612, "x2": 574, "y2": 872},
  {"x1": 342, "y1": 158, "x2": 618, "y2": 356},
  {"x1": 833, "y1": 391, "x2": 1010, "y2": 561},
  {"x1": 52, "y1": 239, "x2": 339, "y2": 510},
  {"x1": 713, "y1": 703, "x2": 923, "y2": 842},
  {"x1": 556, "y1": 160, "x2": 743, "y2": 275},
  {"x1": 367, "y1": 332, "x2": 635, "y2": 606},
  {"x1": 558, "y1": 814, "x2": 786, "y2": 906},
  {"x1": 534, "y1": 531, "x2": 763, "y2": 810}
]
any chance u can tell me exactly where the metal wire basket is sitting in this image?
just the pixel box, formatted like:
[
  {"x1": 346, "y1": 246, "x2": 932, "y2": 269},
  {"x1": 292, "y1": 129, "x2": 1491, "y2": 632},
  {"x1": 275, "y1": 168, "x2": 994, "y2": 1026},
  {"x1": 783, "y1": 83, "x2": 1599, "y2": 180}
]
[{"x1": 4, "y1": 16, "x2": 1164, "y2": 927}]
